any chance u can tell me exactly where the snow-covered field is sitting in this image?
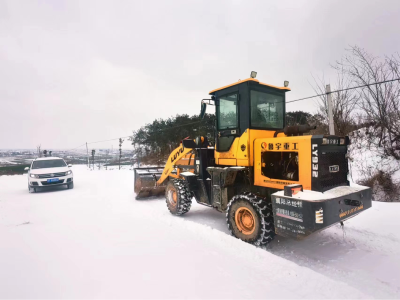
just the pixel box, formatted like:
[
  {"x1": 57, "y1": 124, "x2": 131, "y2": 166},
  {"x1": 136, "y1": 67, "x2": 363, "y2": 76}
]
[{"x1": 1, "y1": 166, "x2": 400, "y2": 298}]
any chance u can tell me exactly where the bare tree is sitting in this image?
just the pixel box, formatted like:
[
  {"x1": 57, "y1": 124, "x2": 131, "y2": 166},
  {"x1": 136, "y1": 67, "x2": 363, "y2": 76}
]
[
  {"x1": 334, "y1": 46, "x2": 400, "y2": 160},
  {"x1": 311, "y1": 68, "x2": 359, "y2": 136}
]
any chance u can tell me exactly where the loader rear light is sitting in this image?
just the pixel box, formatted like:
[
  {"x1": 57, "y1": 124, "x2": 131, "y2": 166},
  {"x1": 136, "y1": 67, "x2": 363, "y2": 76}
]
[
  {"x1": 340, "y1": 138, "x2": 345, "y2": 145},
  {"x1": 322, "y1": 138, "x2": 328, "y2": 145},
  {"x1": 284, "y1": 184, "x2": 303, "y2": 197},
  {"x1": 315, "y1": 208, "x2": 324, "y2": 224}
]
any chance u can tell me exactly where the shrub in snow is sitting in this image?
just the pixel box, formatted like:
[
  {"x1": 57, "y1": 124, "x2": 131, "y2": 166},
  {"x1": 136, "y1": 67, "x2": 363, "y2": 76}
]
[
  {"x1": 349, "y1": 128, "x2": 400, "y2": 202},
  {"x1": 359, "y1": 170, "x2": 400, "y2": 202}
]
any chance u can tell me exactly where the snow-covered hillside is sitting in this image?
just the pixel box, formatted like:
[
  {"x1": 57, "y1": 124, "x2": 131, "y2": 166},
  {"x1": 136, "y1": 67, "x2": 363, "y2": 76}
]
[
  {"x1": 349, "y1": 129, "x2": 400, "y2": 201},
  {"x1": 0, "y1": 166, "x2": 399, "y2": 298}
]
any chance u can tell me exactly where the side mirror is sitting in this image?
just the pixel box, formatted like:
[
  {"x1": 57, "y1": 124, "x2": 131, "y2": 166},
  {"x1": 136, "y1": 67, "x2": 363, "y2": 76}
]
[
  {"x1": 200, "y1": 102, "x2": 207, "y2": 119},
  {"x1": 182, "y1": 139, "x2": 197, "y2": 149},
  {"x1": 68, "y1": 164, "x2": 72, "y2": 167},
  {"x1": 24, "y1": 167, "x2": 29, "y2": 171}
]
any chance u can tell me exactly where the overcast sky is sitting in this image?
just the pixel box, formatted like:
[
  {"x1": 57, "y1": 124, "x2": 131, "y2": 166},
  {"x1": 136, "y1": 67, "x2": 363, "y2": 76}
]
[{"x1": 1, "y1": 0, "x2": 399, "y2": 149}]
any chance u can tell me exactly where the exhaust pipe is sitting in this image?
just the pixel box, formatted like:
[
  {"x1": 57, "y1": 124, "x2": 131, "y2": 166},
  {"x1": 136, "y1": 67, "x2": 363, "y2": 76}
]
[{"x1": 274, "y1": 125, "x2": 317, "y2": 137}]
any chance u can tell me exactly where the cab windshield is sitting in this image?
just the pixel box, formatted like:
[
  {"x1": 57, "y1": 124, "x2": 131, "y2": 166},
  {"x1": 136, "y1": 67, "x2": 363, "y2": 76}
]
[
  {"x1": 32, "y1": 159, "x2": 67, "y2": 169},
  {"x1": 250, "y1": 90, "x2": 284, "y2": 129}
]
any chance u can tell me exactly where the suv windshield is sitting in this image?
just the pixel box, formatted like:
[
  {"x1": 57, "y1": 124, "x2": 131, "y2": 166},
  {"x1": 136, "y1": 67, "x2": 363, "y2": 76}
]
[
  {"x1": 250, "y1": 90, "x2": 284, "y2": 129},
  {"x1": 32, "y1": 159, "x2": 67, "y2": 169}
]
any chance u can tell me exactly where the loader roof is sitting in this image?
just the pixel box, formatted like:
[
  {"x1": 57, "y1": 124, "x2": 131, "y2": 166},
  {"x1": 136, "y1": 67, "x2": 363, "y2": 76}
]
[{"x1": 209, "y1": 78, "x2": 291, "y2": 95}]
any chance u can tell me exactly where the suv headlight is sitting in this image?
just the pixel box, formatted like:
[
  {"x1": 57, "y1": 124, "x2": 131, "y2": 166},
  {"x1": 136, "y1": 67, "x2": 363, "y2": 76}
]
[
  {"x1": 65, "y1": 170, "x2": 72, "y2": 175},
  {"x1": 30, "y1": 174, "x2": 39, "y2": 178}
]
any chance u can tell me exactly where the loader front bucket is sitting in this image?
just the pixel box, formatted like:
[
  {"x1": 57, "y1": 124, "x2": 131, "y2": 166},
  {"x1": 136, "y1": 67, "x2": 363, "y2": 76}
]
[{"x1": 134, "y1": 167, "x2": 167, "y2": 199}]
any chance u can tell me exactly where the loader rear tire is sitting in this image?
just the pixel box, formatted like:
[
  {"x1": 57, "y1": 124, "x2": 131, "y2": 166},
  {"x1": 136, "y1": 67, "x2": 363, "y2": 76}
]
[
  {"x1": 165, "y1": 179, "x2": 192, "y2": 216},
  {"x1": 226, "y1": 192, "x2": 275, "y2": 246}
]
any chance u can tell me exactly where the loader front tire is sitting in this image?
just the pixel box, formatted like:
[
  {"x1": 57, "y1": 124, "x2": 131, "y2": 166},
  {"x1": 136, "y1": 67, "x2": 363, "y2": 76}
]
[
  {"x1": 165, "y1": 179, "x2": 192, "y2": 216},
  {"x1": 226, "y1": 193, "x2": 275, "y2": 246}
]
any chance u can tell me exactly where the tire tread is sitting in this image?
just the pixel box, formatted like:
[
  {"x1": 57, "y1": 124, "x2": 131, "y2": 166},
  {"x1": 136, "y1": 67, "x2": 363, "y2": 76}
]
[
  {"x1": 226, "y1": 192, "x2": 275, "y2": 246},
  {"x1": 166, "y1": 179, "x2": 192, "y2": 215}
]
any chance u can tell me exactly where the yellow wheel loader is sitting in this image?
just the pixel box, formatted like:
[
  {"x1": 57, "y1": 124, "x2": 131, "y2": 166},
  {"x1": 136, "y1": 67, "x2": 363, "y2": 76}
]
[{"x1": 134, "y1": 74, "x2": 372, "y2": 245}]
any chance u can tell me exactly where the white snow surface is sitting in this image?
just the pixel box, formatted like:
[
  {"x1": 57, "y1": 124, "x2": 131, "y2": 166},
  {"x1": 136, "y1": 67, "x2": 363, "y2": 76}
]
[
  {"x1": 181, "y1": 171, "x2": 196, "y2": 176},
  {"x1": 274, "y1": 185, "x2": 369, "y2": 201},
  {"x1": 0, "y1": 166, "x2": 399, "y2": 298}
]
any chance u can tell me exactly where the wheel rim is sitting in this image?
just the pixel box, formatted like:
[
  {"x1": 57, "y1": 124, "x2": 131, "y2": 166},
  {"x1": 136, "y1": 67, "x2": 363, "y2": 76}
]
[
  {"x1": 235, "y1": 207, "x2": 256, "y2": 235},
  {"x1": 167, "y1": 187, "x2": 177, "y2": 207}
]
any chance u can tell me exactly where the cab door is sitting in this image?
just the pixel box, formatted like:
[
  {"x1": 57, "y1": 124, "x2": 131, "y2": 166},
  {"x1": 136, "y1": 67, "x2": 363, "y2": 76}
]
[{"x1": 216, "y1": 93, "x2": 239, "y2": 153}]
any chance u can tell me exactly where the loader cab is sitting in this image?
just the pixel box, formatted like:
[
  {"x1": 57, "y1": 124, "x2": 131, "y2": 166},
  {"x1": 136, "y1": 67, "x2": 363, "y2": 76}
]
[{"x1": 208, "y1": 78, "x2": 290, "y2": 166}]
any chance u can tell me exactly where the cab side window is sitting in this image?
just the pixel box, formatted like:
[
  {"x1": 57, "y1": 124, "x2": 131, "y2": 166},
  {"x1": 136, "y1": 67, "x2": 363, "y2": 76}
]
[
  {"x1": 217, "y1": 94, "x2": 238, "y2": 130},
  {"x1": 217, "y1": 93, "x2": 238, "y2": 152}
]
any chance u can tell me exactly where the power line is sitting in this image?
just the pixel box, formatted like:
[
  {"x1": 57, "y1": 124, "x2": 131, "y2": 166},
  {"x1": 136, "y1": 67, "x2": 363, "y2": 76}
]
[
  {"x1": 86, "y1": 135, "x2": 133, "y2": 145},
  {"x1": 65, "y1": 136, "x2": 132, "y2": 152},
  {"x1": 66, "y1": 120, "x2": 207, "y2": 151},
  {"x1": 66, "y1": 78, "x2": 400, "y2": 150},
  {"x1": 67, "y1": 143, "x2": 87, "y2": 151},
  {"x1": 286, "y1": 77, "x2": 400, "y2": 104},
  {"x1": 89, "y1": 121, "x2": 205, "y2": 145}
]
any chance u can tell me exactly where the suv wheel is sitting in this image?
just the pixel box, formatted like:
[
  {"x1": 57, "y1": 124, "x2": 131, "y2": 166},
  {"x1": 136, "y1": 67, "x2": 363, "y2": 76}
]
[{"x1": 28, "y1": 185, "x2": 36, "y2": 193}]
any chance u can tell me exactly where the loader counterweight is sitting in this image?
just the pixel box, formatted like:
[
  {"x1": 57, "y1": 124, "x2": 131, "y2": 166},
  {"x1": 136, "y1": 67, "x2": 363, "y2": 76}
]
[{"x1": 271, "y1": 185, "x2": 372, "y2": 239}]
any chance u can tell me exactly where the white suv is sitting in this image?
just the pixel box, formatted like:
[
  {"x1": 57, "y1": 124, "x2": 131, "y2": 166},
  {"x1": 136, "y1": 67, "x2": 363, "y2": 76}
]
[{"x1": 26, "y1": 157, "x2": 74, "y2": 193}]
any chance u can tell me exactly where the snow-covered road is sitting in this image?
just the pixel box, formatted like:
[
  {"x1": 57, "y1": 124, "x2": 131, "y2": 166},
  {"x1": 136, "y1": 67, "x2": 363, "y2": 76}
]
[{"x1": 1, "y1": 166, "x2": 399, "y2": 298}]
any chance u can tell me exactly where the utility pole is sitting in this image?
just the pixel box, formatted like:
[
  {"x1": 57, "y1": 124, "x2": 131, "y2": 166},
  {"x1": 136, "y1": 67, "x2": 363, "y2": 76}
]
[
  {"x1": 86, "y1": 142, "x2": 89, "y2": 168},
  {"x1": 326, "y1": 84, "x2": 335, "y2": 135},
  {"x1": 91, "y1": 149, "x2": 95, "y2": 170},
  {"x1": 105, "y1": 149, "x2": 109, "y2": 170},
  {"x1": 131, "y1": 139, "x2": 137, "y2": 168},
  {"x1": 119, "y1": 138, "x2": 124, "y2": 170},
  {"x1": 37, "y1": 145, "x2": 41, "y2": 158}
]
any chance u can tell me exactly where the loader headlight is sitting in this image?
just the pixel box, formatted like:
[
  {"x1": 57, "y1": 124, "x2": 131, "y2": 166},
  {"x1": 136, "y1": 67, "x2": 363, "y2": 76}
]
[{"x1": 30, "y1": 174, "x2": 39, "y2": 178}]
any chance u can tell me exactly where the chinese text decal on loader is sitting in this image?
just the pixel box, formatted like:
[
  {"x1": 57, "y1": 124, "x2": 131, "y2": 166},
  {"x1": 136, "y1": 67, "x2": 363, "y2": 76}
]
[{"x1": 134, "y1": 72, "x2": 372, "y2": 245}]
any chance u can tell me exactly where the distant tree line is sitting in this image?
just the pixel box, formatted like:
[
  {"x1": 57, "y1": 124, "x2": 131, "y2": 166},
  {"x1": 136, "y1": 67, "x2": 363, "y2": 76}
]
[
  {"x1": 130, "y1": 111, "x2": 329, "y2": 166},
  {"x1": 130, "y1": 114, "x2": 215, "y2": 166}
]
